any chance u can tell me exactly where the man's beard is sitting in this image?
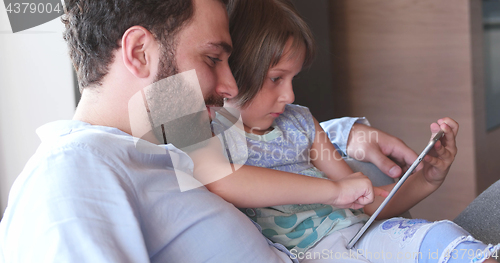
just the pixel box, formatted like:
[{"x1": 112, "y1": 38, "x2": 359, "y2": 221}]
[
  {"x1": 154, "y1": 42, "x2": 179, "y2": 84},
  {"x1": 154, "y1": 45, "x2": 224, "y2": 107},
  {"x1": 204, "y1": 93, "x2": 224, "y2": 108},
  {"x1": 144, "y1": 45, "x2": 214, "y2": 150}
]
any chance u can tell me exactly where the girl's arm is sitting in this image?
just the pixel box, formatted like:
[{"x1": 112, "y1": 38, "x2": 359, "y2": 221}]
[
  {"x1": 363, "y1": 118, "x2": 459, "y2": 219},
  {"x1": 188, "y1": 134, "x2": 376, "y2": 209},
  {"x1": 310, "y1": 117, "x2": 356, "y2": 181}
]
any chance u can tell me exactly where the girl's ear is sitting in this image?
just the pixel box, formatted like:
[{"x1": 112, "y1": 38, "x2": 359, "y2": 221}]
[{"x1": 121, "y1": 26, "x2": 159, "y2": 79}]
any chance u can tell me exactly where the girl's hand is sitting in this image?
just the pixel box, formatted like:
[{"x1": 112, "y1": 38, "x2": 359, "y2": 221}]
[
  {"x1": 331, "y1": 172, "x2": 389, "y2": 209},
  {"x1": 422, "y1": 118, "x2": 459, "y2": 186}
]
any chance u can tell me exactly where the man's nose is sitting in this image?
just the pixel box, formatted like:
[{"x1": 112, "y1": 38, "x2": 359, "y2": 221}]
[{"x1": 216, "y1": 63, "x2": 238, "y2": 99}]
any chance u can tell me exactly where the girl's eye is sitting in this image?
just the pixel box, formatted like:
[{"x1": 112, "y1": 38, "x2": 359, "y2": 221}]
[
  {"x1": 208, "y1": 56, "x2": 222, "y2": 66},
  {"x1": 271, "y1": 77, "x2": 282, "y2": 82}
]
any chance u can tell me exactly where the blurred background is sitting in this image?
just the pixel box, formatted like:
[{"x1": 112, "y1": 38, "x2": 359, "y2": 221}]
[{"x1": 1, "y1": 0, "x2": 500, "y2": 221}]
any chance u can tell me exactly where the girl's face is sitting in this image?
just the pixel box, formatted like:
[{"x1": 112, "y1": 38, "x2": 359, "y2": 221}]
[{"x1": 233, "y1": 39, "x2": 305, "y2": 135}]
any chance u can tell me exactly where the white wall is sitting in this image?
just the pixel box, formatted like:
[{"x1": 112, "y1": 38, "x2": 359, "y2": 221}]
[{"x1": 0, "y1": 2, "x2": 76, "y2": 217}]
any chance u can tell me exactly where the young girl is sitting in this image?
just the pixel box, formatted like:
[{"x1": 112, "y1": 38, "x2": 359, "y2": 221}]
[{"x1": 190, "y1": 0, "x2": 500, "y2": 262}]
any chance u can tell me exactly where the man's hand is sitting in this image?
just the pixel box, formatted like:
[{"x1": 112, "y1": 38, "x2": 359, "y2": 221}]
[{"x1": 346, "y1": 124, "x2": 420, "y2": 178}]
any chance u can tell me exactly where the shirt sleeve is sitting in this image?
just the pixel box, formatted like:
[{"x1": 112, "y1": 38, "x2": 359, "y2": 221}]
[{"x1": 319, "y1": 117, "x2": 370, "y2": 155}]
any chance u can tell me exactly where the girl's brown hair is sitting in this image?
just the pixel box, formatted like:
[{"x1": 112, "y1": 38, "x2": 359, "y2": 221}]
[{"x1": 227, "y1": 0, "x2": 316, "y2": 107}]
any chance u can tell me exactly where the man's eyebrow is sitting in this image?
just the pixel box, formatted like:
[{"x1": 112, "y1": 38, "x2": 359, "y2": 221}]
[{"x1": 207, "y1": 42, "x2": 233, "y2": 54}]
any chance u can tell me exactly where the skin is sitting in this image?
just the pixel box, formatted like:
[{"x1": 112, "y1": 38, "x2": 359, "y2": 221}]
[
  {"x1": 69, "y1": 0, "x2": 376, "y2": 211},
  {"x1": 192, "y1": 40, "x2": 383, "y2": 210},
  {"x1": 347, "y1": 123, "x2": 424, "y2": 178},
  {"x1": 73, "y1": 0, "x2": 238, "y2": 135},
  {"x1": 236, "y1": 41, "x2": 302, "y2": 135},
  {"x1": 207, "y1": 38, "x2": 461, "y2": 222},
  {"x1": 69, "y1": 1, "x2": 498, "y2": 260},
  {"x1": 174, "y1": 0, "x2": 237, "y2": 108},
  {"x1": 71, "y1": 0, "x2": 425, "y2": 200},
  {"x1": 68, "y1": 0, "x2": 462, "y2": 222}
]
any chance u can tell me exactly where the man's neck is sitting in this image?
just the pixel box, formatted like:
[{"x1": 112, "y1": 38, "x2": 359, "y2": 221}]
[{"x1": 73, "y1": 88, "x2": 132, "y2": 135}]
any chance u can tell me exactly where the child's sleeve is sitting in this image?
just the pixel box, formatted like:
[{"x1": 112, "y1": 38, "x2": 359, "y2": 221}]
[{"x1": 319, "y1": 117, "x2": 370, "y2": 155}]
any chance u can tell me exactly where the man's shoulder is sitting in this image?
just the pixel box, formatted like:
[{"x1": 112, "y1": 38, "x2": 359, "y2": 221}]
[
  {"x1": 25, "y1": 120, "x2": 181, "y2": 186},
  {"x1": 34, "y1": 120, "x2": 139, "y2": 164},
  {"x1": 6, "y1": 121, "x2": 170, "y2": 224},
  {"x1": 0, "y1": 122, "x2": 161, "y2": 263},
  {"x1": 15, "y1": 121, "x2": 146, "y2": 194},
  {"x1": 38, "y1": 120, "x2": 131, "y2": 147}
]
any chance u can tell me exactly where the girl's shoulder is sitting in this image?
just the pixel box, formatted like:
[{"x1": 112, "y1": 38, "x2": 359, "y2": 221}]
[
  {"x1": 282, "y1": 104, "x2": 313, "y2": 121},
  {"x1": 277, "y1": 104, "x2": 315, "y2": 141}
]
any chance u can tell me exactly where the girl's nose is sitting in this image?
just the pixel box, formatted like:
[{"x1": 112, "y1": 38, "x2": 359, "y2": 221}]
[{"x1": 279, "y1": 82, "x2": 295, "y2": 104}]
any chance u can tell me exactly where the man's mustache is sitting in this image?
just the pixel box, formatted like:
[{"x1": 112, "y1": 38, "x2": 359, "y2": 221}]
[{"x1": 205, "y1": 95, "x2": 224, "y2": 107}]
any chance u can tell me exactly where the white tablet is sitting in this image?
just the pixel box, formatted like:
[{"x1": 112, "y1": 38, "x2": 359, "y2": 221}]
[{"x1": 346, "y1": 130, "x2": 445, "y2": 249}]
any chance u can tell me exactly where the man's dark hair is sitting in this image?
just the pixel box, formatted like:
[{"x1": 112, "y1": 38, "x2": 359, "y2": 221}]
[{"x1": 62, "y1": 0, "x2": 199, "y2": 90}]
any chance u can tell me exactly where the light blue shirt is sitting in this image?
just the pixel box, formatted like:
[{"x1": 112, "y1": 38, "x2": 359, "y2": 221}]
[
  {"x1": 0, "y1": 121, "x2": 293, "y2": 263},
  {"x1": 0, "y1": 117, "x2": 360, "y2": 262}
]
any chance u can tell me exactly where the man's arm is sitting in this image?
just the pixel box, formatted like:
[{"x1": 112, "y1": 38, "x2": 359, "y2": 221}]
[{"x1": 320, "y1": 117, "x2": 421, "y2": 178}]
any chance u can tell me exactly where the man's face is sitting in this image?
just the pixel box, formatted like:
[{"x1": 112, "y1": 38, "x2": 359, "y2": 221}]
[
  {"x1": 174, "y1": 0, "x2": 237, "y2": 111},
  {"x1": 143, "y1": 0, "x2": 237, "y2": 147}
]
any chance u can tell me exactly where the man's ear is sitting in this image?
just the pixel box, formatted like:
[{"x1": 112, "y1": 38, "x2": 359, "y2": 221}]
[{"x1": 121, "y1": 26, "x2": 158, "y2": 78}]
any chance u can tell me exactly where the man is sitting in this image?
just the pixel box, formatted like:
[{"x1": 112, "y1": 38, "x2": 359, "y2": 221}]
[{"x1": 0, "y1": 0, "x2": 419, "y2": 262}]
